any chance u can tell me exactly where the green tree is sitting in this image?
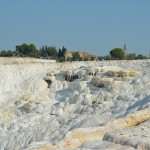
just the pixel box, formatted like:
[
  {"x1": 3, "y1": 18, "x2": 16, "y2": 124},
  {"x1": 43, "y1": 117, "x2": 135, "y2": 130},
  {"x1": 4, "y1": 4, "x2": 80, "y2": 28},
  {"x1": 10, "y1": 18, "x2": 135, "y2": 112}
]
[
  {"x1": 39, "y1": 46, "x2": 47, "y2": 57},
  {"x1": 6, "y1": 50, "x2": 13, "y2": 57},
  {"x1": 90, "y1": 56, "x2": 95, "y2": 61},
  {"x1": 62, "y1": 46, "x2": 67, "y2": 57},
  {"x1": 57, "y1": 46, "x2": 67, "y2": 61},
  {"x1": 127, "y1": 53, "x2": 136, "y2": 60},
  {"x1": 58, "y1": 49, "x2": 62, "y2": 57},
  {"x1": 104, "y1": 55, "x2": 112, "y2": 60},
  {"x1": 0, "y1": 50, "x2": 6, "y2": 57},
  {"x1": 16, "y1": 43, "x2": 39, "y2": 57},
  {"x1": 84, "y1": 57, "x2": 89, "y2": 61},
  {"x1": 17, "y1": 43, "x2": 29, "y2": 55},
  {"x1": 110, "y1": 48, "x2": 125, "y2": 60},
  {"x1": 72, "y1": 52, "x2": 81, "y2": 61},
  {"x1": 136, "y1": 54, "x2": 147, "y2": 59},
  {"x1": 28, "y1": 44, "x2": 37, "y2": 53},
  {"x1": 41, "y1": 52, "x2": 48, "y2": 58},
  {"x1": 28, "y1": 44, "x2": 40, "y2": 57},
  {"x1": 47, "y1": 46, "x2": 58, "y2": 58}
]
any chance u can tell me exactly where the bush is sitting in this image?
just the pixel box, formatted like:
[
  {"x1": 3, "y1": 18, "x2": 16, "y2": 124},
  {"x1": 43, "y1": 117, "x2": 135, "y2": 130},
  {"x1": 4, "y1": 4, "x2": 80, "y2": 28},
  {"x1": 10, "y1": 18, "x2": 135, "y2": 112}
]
[
  {"x1": 72, "y1": 52, "x2": 81, "y2": 61},
  {"x1": 110, "y1": 48, "x2": 125, "y2": 60}
]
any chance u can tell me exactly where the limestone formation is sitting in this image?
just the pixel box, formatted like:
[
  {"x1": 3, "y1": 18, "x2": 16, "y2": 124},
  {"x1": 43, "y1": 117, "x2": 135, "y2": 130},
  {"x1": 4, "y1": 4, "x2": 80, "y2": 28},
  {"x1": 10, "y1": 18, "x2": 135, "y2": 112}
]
[
  {"x1": 91, "y1": 77, "x2": 114, "y2": 87},
  {"x1": 43, "y1": 72, "x2": 56, "y2": 87},
  {"x1": 39, "y1": 108, "x2": 150, "y2": 149},
  {"x1": 106, "y1": 70, "x2": 139, "y2": 77},
  {"x1": 0, "y1": 111, "x2": 15, "y2": 121},
  {"x1": 103, "y1": 118, "x2": 150, "y2": 149},
  {"x1": 0, "y1": 58, "x2": 149, "y2": 150},
  {"x1": 62, "y1": 67, "x2": 102, "y2": 82}
]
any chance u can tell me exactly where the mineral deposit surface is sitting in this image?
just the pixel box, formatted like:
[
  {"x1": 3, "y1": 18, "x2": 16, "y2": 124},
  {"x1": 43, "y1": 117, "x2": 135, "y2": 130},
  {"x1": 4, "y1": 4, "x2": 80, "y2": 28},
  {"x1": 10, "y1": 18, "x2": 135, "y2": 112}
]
[{"x1": 0, "y1": 58, "x2": 149, "y2": 150}]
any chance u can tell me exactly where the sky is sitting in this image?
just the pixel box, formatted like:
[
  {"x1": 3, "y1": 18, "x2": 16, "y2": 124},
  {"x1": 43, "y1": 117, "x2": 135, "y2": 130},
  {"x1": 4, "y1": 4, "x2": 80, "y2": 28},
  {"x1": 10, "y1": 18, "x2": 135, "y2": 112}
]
[{"x1": 0, "y1": 0, "x2": 150, "y2": 56}]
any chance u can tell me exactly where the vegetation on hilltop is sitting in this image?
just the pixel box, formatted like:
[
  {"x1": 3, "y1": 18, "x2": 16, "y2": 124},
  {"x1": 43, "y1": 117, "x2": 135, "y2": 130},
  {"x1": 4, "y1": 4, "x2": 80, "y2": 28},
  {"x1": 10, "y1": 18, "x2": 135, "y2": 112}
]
[
  {"x1": 0, "y1": 43, "x2": 149, "y2": 61},
  {"x1": 110, "y1": 48, "x2": 126, "y2": 60}
]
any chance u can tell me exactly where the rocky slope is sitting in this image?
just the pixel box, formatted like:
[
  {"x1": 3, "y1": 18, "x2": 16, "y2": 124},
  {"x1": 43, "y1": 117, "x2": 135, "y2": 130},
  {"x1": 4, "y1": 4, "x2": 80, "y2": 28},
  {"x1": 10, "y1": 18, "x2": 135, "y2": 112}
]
[{"x1": 0, "y1": 58, "x2": 149, "y2": 150}]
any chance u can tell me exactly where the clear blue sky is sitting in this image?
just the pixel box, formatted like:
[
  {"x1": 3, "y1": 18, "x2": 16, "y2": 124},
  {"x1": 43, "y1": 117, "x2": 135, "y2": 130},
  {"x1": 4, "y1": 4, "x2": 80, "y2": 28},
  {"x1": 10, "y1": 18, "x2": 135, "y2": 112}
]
[{"x1": 0, "y1": 0, "x2": 150, "y2": 56}]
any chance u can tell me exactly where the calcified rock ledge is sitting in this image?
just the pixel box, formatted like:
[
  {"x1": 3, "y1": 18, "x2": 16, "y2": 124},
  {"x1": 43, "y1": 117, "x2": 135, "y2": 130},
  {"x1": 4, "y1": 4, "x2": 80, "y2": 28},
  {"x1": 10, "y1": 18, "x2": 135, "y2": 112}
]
[
  {"x1": 0, "y1": 58, "x2": 149, "y2": 150},
  {"x1": 39, "y1": 108, "x2": 150, "y2": 149}
]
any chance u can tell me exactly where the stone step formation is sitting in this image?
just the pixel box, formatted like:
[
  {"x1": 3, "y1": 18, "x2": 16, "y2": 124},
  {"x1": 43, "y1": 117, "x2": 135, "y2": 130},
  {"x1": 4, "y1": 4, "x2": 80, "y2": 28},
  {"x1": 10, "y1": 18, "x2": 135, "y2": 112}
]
[{"x1": 0, "y1": 58, "x2": 149, "y2": 150}]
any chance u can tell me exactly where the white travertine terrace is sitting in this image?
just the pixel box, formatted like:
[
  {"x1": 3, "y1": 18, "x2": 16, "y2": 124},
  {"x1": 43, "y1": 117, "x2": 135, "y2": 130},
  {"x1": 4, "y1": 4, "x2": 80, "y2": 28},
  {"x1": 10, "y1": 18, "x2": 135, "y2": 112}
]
[{"x1": 0, "y1": 58, "x2": 149, "y2": 150}]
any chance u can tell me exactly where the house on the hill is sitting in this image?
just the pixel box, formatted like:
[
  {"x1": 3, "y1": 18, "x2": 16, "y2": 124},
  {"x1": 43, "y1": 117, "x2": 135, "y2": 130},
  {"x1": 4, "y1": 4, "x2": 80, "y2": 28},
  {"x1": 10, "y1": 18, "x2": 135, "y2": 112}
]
[
  {"x1": 65, "y1": 51, "x2": 73, "y2": 61},
  {"x1": 65, "y1": 51, "x2": 96, "y2": 61}
]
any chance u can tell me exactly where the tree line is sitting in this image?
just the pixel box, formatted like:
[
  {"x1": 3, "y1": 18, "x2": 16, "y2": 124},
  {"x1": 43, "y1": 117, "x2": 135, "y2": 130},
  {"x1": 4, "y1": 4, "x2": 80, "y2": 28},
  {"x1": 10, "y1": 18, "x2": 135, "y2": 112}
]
[
  {"x1": 0, "y1": 43, "x2": 67, "y2": 61},
  {"x1": 99, "y1": 47, "x2": 148, "y2": 60},
  {"x1": 0, "y1": 43, "x2": 96, "y2": 61},
  {"x1": 0, "y1": 43, "x2": 149, "y2": 61}
]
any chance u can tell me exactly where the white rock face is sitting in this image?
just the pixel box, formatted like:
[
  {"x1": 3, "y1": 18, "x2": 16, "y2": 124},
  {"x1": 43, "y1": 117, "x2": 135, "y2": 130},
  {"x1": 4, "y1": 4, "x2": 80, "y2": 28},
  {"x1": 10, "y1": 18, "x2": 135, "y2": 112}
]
[
  {"x1": 92, "y1": 77, "x2": 114, "y2": 87},
  {"x1": 0, "y1": 58, "x2": 150, "y2": 150}
]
